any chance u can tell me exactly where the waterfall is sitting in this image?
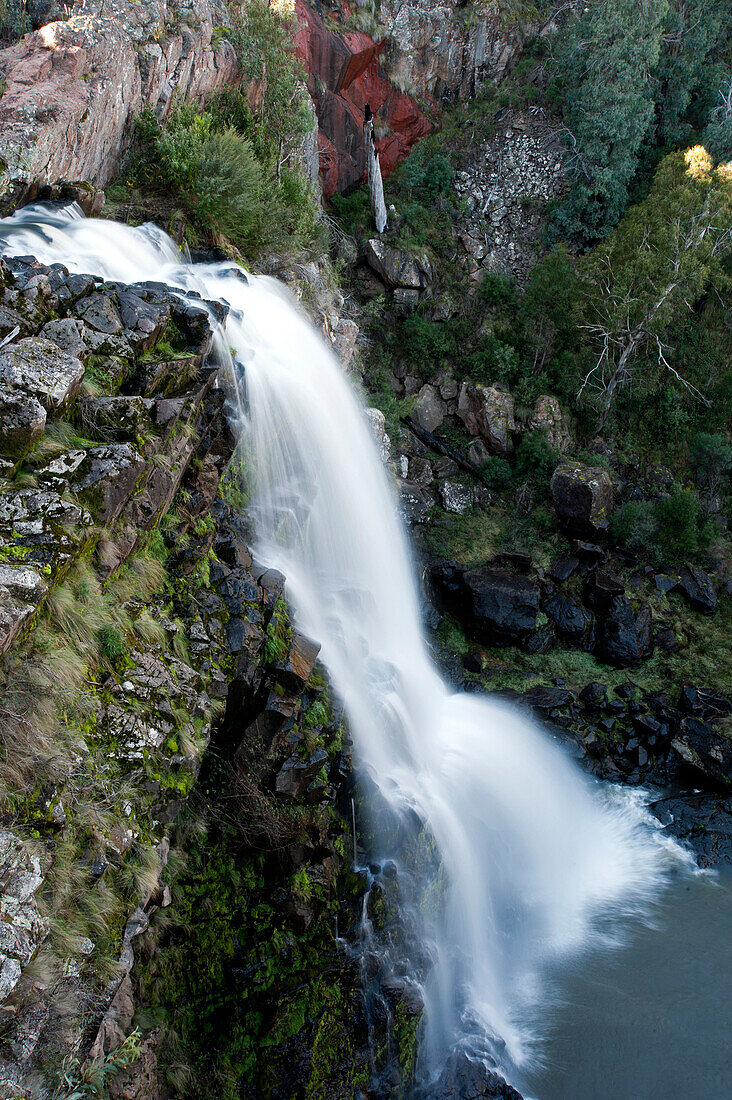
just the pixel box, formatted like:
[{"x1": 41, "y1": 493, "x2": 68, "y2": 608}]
[{"x1": 0, "y1": 204, "x2": 689, "y2": 1093}]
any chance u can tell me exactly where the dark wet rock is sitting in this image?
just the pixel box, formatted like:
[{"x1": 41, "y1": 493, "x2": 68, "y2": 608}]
[
  {"x1": 0, "y1": 337, "x2": 84, "y2": 412},
  {"x1": 423, "y1": 1051, "x2": 524, "y2": 1100},
  {"x1": 676, "y1": 564, "x2": 717, "y2": 615},
  {"x1": 571, "y1": 540, "x2": 606, "y2": 563},
  {"x1": 0, "y1": 385, "x2": 46, "y2": 459},
  {"x1": 583, "y1": 571, "x2": 625, "y2": 611},
  {"x1": 275, "y1": 747, "x2": 329, "y2": 800},
  {"x1": 595, "y1": 597, "x2": 653, "y2": 667},
  {"x1": 654, "y1": 573, "x2": 677, "y2": 594},
  {"x1": 656, "y1": 626, "x2": 681, "y2": 653},
  {"x1": 524, "y1": 622, "x2": 555, "y2": 654},
  {"x1": 678, "y1": 685, "x2": 731, "y2": 720},
  {"x1": 523, "y1": 685, "x2": 573, "y2": 710},
  {"x1": 457, "y1": 381, "x2": 515, "y2": 455},
  {"x1": 461, "y1": 567, "x2": 540, "y2": 645},
  {"x1": 671, "y1": 717, "x2": 732, "y2": 789},
  {"x1": 579, "y1": 682, "x2": 608, "y2": 709},
  {"x1": 550, "y1": 462, "x2": 614, "y2": 535},
  {"x1": 364, "y1": 239, "x2": 432, "y2": 289},
  {"x1": 545, "y1": 593, "x2": 593, "y2": 644},
  {"x1": 495, "y1": 550, "x2": 532, "y2": 573},
  {"x1": 549, "y1": 553, "x2": 579, "y2": 582}
]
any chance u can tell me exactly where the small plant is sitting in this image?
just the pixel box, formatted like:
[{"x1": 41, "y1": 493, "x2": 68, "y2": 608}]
[
  {"x1": 98, "y1": 624, "x2": 126, "y2": 663},
  {"x1": 51, "y1": 1029, "x2": 142, "y2": 1099}
]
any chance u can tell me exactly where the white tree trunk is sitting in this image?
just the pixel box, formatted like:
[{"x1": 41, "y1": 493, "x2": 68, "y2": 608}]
[{"x1": 364, "y1": 119, "x2": 387, "y2": 234}]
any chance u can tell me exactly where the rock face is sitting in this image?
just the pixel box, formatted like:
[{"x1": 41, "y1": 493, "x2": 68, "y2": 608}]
[
  {"x1": 458, "y1": 381, "x2": 515, "y2": 455},
  {"x1": 0, "y1": 563, "x2": 48, "y2": 655},
  {"x1": 0, "y1": 337, "x2": 84, "y2": 412},
  {"x1": 293, "y1": 0, "x2": 431, "y2": 195},
  {"x1": 0, "y1": 0, "x2": 239, "y2": 199},
  {"x1": 455, "y1": 116, "x2": 568, "y2": 280},
  {"x1": 550, "y1": 461, "x2": 614, "y2": 535},
  {"x1": 380, "y1": 0, "x2": 522, "y2": 103}
]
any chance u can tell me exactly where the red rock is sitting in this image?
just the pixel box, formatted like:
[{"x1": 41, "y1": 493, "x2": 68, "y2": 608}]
[{"x1": 294, "y1": 0, "x2": 432, "y2": 196}]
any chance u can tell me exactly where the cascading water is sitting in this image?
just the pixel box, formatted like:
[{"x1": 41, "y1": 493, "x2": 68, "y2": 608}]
[{"x1": 0, "y1": 204, "x2": 692, "y2": 1095}]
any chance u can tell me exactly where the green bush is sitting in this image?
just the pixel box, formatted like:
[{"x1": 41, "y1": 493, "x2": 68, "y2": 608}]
[
  {"x1": 610, "y1": 500, "x2": 658, "y2": 558},
  {"x1": 480, "y1": 457, "x2": 512, "y2": 489},
  {"x1": 655, "y1": 488, "x2": 712, "y2": 561},
  {"x1": 514, "y1": 430, "x2": 558, "y2": 490},
  {"x1": 189, "y1": 129, "x2": 264, "y2": 247},
  {"x1": 689, "y1": 432, "x2": 732, "y2": 496},
  {"x1": 611, "y1": 488, "x2": 712, "y2": 564}
]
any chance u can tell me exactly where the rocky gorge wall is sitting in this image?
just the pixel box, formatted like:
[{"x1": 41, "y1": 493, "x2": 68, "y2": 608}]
[
  {"x1": 0, "y1": 243, "x2": 380, "y2": 1096},
  {"x1": 0, "y1": 0, "x2": 250, "y2": 208}
]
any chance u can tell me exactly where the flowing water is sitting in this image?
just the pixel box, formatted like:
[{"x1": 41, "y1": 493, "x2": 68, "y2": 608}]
[{"x1": 0, "y1": 204, "x2": 712, "y2": 1096}]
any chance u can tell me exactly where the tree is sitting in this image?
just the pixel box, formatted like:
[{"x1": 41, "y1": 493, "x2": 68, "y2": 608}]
[
  {"x1": 576, "y1": 146, "x2": 732, "y2": 428},
  {"x1": 553, "y1": 0, "x2": 669, "y2": 244},
  {"x1": 654, "y1": 1, "x2": 728, "y2": 148}
]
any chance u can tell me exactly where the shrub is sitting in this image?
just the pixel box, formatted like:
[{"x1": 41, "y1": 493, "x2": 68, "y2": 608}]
[
  {"x1": 654, "y1": 488, "x2": 711, "y2": 561},
  {"x1": 480, "y1": 457, "x2": 512, "y2": 489},
  {"x1": 611, "y1": 489, "x2": 711, "y2": 564},
  {"x1": 514, "y1": 430, "x2": 558, "y2": 490},
  {"x1": 610, "y1": 500, "x2": 658, "y2": 558},
  {"x1": 689, "y1": 432, "x2": 732, "y2": 498},
  {"x1": 188, "y1": 129, "x2": 264, "y2": 247}
]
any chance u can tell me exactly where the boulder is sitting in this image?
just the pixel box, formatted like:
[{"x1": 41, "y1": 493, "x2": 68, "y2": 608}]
[
  {"x1": 399, "y1": 480, "x2": 433, "y2": 525},
  {"x1": 77, "y1": 396, "x2": 154, "y2": 441},
  {"x1": 583, "y1": 571, "x2": 625, "y2": 610},
  {"x1": 545, "y1": 593, "x2": 593, "y2": 644},
  {"x1": 548, "y1": 554, "x2": 579, "y2": 582},
  {"x1": 427, "y1": 1051, "x2": 523, "y2": 1100},
  {"x1": 528, "y1": 394, "x2": 573, "y2": 452},
  {"x1": 595, "y1": 597, "x2": 653, "y2": 667},
  {"x1": 461, "y1": 567, "x2": 540, "y2": 645},
  {"x1": 439, "y1": 480, "x2": 472, "y2": 515},
  {"x1": 72, "y1": 444, "x2": 146, "y2": 525},
  {"x1": 364, "y1": 239, "x2": 432, "y2": 289},
  {"x1": 409, "y1": 457, "x2": 433, "y2": 484},
  {"x1": 676, "y1": 564, "x2": 717, "y2": 615},
  {"x1": 0, "y1": 385, "x2": 46, "y2": 459},
  {"x1": 275, "y1": 748, "x2": 329, "y2": 800},
  {"x1": 550, "y1": 461, "x2": 614, "y2": 535},
  {"x1": 40, "y1": 317, "x2": 87, "y2": 360},
  {"x1": 671, "y1": 717, "x2": 732, "y2": 789},
  {"x1": 0, "y1": 564, "x2": 48, "y2": 655},
  {"x1": 413, "y1": 383, "x2": 446, "y2": 433},
  {"x1": 0, "y1": 337, "x2": 84, "y2": 412},
  {"x1": 579, "y1": 682, "x2": 608, "y2": 709},
  {"x1": 275, "y1": 630, "x2": 321, "y2": 692},
  {"x1": 457, "y1": 382, "x2": 515, "y2": 455}
]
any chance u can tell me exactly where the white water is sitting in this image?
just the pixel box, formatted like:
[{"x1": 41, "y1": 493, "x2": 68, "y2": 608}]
[{"x1": 0, "y1": 204, "x2": 692, "y2": 1092}]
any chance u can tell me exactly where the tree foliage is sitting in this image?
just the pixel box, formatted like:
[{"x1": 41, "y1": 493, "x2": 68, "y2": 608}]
[{"x1": 576, "y1": 147, "x2": 732, "y2": 426}]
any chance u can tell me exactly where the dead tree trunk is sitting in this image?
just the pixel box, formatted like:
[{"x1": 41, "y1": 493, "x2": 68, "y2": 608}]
[{"x1": 364, "y1": 106, "x2": 387, "y2": 234}]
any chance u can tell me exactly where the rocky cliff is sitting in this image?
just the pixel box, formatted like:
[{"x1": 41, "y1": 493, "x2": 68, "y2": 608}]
[{"x1": 0, "y1": 0, "x2": 245, "y2": 207}]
